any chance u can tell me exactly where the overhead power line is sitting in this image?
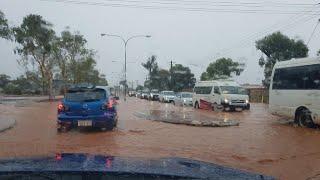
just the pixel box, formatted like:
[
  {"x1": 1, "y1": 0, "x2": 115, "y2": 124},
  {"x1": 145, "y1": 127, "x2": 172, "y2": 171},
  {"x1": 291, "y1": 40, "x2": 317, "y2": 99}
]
[
  {"x1": 215, "y1": 3, "x2": 320, "y2": 58},
  {"x1": 217, "y1": 14, "x2": 319, "y2": 58},
  {"x1": 307, "y1": 18, "x2": 320, "y2": 45},
  {"x1": 98, "y1": 0, "x2": 317, "y2": 8},
  {"x1": 39, "y1": 0, "x2": 320, "y2": 15}
]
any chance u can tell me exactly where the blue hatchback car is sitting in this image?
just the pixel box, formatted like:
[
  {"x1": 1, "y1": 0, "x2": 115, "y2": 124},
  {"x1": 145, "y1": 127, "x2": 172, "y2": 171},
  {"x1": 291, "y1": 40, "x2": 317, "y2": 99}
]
[{"x1": 57, "y1": 85, "x2": 118, "y2": 132}]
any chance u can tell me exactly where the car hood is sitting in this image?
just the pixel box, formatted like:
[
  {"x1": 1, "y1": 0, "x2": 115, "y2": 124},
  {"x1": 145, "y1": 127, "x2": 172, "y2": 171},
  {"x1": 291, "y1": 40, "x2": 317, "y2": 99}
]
[
  {"x1": 183, "y1": 98, "x2": 193, "y2": 101},
  {"x1": 0, "y1": 153, "x2": 273, "y2": 179},
  {"x1": 164, "y1": 95, "x2": 175, "y2": 98},
  {"x1": 222, "y1": 94, "x2": 249, "y2": 101}
]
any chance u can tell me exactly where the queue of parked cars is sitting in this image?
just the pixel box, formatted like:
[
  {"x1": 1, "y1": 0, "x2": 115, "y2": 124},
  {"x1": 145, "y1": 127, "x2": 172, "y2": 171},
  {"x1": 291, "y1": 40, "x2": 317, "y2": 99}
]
[
  {"x1": 131, "y1": 79, "x2": 251, "y2": 112},
  {"x1": 131, "y1": 88, "x2": 194, "y2": 106}
]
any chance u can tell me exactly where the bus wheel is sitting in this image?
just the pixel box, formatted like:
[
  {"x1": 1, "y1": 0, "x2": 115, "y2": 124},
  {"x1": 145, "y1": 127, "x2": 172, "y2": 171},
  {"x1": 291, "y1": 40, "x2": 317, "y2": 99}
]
[{"x1": 297, "y1": 109, "x2": 315, "y2": 128}]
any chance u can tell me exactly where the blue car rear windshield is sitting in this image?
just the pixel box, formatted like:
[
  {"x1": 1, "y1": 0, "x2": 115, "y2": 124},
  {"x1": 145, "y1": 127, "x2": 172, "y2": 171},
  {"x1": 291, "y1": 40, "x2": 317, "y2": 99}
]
[{"x1": 65, "y1": 88, "x2": 106, "y2": 102}]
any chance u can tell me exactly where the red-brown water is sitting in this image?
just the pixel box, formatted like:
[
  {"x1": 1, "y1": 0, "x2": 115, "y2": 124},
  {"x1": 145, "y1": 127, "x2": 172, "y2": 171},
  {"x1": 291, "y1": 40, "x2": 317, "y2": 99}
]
[{"x1": 1, "y1": 97, "x2": 320, "y2": 179}]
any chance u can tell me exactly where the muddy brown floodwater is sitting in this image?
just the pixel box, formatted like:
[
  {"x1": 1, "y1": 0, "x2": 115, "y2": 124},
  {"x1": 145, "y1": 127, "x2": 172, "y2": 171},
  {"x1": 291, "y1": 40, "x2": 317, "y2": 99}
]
[{"x1": 1, "y1": 97, "x2": 320, "y2": 179}]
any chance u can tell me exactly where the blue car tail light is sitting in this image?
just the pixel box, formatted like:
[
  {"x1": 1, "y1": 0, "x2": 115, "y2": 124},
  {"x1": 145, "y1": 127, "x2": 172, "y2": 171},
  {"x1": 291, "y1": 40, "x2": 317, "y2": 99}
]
[
  {"x1": 101, "y1": 98, "x2": 115, "y2": 111},
  {"x1": 57, "y1": 102, "x2": 69, "y2": 114}
]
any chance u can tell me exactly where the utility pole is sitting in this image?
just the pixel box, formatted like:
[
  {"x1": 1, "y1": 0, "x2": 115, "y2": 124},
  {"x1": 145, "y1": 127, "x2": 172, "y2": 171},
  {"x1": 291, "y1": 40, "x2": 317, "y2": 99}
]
[{"x1": 170, "y1": 60, "x2": 173, "y2": 91}]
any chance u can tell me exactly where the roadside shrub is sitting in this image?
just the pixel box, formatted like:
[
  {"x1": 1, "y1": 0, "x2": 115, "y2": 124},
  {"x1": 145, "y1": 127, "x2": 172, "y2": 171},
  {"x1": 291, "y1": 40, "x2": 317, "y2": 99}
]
[{"x1": 3, "y1": 83, "x2": 22, "y2": 95}]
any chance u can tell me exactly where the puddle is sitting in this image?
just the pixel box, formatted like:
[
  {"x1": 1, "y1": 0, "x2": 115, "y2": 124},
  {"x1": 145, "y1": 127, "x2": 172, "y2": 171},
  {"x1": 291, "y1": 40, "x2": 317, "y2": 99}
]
[{"x1": 134, "y1": 110, "x2": 239, "y2": 127}]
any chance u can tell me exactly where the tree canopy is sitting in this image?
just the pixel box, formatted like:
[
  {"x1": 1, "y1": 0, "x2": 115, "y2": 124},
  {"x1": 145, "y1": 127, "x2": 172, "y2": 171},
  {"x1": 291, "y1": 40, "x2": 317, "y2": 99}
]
[
  {"x1": 256, "y1": 31, "x2": 308, "y2": 86},
  {"x1": 141, "y1": 56, "x2": 195, "y2": 91},
  {"x1": 0, "y1": 12, "x2": 108, "y2": 97},
  {"x1": 0, "y1": 10, "x2": 11, "y2": 39},
  {"x1": 171, "y1": 64, "x2": 195, "y2": 91},
  {"x1": 200, "y1": 58, "x2": 244, "y2": 81},
  {"x1": 141, "y1": 55, "x2": 158, "y2": 79},
  {"x1": 13, "y1": 14, "x2": 56, "y2": 99}
]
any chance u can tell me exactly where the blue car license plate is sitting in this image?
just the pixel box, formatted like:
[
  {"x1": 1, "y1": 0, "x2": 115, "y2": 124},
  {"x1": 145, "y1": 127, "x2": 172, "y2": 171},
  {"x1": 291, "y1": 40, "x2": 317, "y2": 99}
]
[{"x1": 78, "y1": 120, "x2": 92, "y2": 127}]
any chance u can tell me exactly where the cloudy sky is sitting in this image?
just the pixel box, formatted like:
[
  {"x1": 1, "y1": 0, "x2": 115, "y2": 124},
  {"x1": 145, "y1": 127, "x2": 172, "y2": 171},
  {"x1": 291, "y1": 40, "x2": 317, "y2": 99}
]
[{"x1": 0, "y1": 0, "x2": 320, "y2": 86}]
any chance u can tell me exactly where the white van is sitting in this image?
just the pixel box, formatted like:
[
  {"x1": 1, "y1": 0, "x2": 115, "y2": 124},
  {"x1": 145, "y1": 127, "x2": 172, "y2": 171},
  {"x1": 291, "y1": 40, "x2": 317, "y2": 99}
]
[
  {"x1": 192, "y1": 80, "x2": 250, "y2": 111},
  {"x1": 269, "y1": 57, "x2": 320, "y2": 128}
]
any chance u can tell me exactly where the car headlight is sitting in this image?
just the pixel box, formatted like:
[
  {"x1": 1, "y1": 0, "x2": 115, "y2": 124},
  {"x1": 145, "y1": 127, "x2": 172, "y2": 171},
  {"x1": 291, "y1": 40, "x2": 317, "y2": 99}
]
[
  {"x1": 224, "y1": 98, "x2": 229, "y2": 103},
  {"x1": 245, "y1": 99, "x2": 249, "y2": 104},
  {"x1": 183, "y1": 99, "x2": 186, "y2": 103}
]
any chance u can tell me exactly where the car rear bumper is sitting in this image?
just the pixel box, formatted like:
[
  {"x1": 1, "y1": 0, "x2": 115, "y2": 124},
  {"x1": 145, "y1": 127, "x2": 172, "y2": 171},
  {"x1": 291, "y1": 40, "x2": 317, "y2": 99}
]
[
  {"x1": 163, "y1": 98, "x2": 174, "y2": 102},
  {"x1": 57, "y1": 113, "x2": 116, "y2": 128},
  {"x1": 151, "y1": 96, "x2": 159, "y2": 100},
  {"x1": 183, "y1": 101, "x2": 193, "y2": 106}
]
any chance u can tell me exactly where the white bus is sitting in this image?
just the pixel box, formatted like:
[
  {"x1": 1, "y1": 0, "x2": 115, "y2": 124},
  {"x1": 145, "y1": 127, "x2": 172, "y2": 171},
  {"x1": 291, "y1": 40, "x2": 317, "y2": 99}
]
[
  {"x1": 193, "y1": 80, "x2": 250, "y2": 111},
  {"x1": 269, "y1": 57, "x2": 320, "y2": 128}
]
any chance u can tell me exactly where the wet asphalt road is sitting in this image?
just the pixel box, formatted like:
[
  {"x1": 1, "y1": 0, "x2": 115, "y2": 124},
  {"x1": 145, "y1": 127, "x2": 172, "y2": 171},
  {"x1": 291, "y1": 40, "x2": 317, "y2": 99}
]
[{"x1": 1, "y1": 96, "x2": 320, "y2": 179}]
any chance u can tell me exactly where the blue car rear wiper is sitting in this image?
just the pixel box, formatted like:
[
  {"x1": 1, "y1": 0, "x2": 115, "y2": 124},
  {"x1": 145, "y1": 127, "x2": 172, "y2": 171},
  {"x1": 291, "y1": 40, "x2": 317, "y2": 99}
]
[{"x1": 83, "y1": 99, "x2": 100, "y2": 102}]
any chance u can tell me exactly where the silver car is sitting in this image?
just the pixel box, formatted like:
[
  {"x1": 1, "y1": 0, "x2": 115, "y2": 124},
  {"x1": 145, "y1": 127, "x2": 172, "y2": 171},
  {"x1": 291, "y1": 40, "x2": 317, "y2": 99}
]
[
  {"x1": 159, "y1": 91, "x2": 175, "y2": 103},
  {"x1": 148, "y1": 89, "x2": 160, "y2": 101},
  {"x1": 173, "y1": 92, "x2": 193, "y2": 106}
]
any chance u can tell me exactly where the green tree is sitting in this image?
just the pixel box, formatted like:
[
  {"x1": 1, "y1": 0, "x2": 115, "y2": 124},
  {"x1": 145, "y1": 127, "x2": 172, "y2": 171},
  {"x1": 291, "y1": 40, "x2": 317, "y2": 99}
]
[
  {"x1": 142, "y1": 55, "x2": 158, "y2": 82},
  {"x1": 200, "y1": 72, "x2": 209, "y2": 81},
  {"x1": 97, "y1": 74, "x2": 108, "y2": 86},
  {"x1": 13, "y1": 14, "x2": 56, "y2": 99},
  {"x1": 52, "y1": 30, "x2": 88, "y2": 85},
  {"x1": 256, "y1": 31, "x2": 308, "y2": 86},
  {"x1": 3, "y1": 75, "x2": 35, "y2": 95},
  {"x1": 0, "y1": 10, "x2": 11, "y2": 39},
  {"x1": 200, "y1": 58, "x2": 244, "y2": 81},
  {"x1": 52, "y1": 29, "x2": 107, "y2": 89},
  {"x1": 0, "y1": 74, "x2": 11, "y2": 87},
  {"x1": 3, "y1": 83, "x2": 21, "y2": 95},
  {"x1": 136, "y1": 85, "x2": 144, "y2": 91},
  {"x1": 74, "y1": 53, "x2": 100, "y2": 84},
  {"x1": 25, "y1": 71, "x2": 42, "y2": 93},
  {"x1": 171, "y1": 64, "x2": 195, "y2": 91},
  {"x1": 156, "y1": 69, "x2": 170, "y2": 90}
]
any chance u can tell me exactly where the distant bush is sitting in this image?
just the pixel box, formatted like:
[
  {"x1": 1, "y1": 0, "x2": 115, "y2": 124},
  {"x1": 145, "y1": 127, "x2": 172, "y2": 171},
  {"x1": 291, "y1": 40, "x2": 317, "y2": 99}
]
[{"x1": 3, "y1": 83, "x2": 22, "y2": 95}]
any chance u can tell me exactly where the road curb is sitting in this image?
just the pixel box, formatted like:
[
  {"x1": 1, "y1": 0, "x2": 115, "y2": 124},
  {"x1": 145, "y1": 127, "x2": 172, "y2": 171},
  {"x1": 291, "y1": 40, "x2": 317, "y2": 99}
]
[{"x1": 0, "y1": 117, "x2": 16, "y2": 133}]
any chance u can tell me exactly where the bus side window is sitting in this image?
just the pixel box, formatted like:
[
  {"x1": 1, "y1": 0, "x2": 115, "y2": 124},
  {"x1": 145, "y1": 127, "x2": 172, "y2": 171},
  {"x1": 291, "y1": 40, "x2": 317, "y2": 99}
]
[
  {"x1": 272, "y1": 69, "x2": 282, "y2": 89},
  {"x1": 306, "y1": 64, "x2": 320, "y2": 89},
  {"x1": 273, "y1": 64, "x2": 320, "y2": 90}
]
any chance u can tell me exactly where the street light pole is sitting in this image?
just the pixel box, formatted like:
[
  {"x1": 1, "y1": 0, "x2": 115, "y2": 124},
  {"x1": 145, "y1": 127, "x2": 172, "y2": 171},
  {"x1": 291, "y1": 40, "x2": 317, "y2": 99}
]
[
  {"x1": 124, "y1": 41, "x2": 127, "y2": 101},
  {"x1": 101, "y1": 34, "x2": 151, "y2": 101}
]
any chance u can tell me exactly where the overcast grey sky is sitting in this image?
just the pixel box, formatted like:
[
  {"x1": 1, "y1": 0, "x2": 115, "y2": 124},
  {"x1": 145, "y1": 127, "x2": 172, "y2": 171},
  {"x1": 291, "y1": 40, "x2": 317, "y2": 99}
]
[{"x1": 1, "y1": 0, "x2": 320, "y2": 86}]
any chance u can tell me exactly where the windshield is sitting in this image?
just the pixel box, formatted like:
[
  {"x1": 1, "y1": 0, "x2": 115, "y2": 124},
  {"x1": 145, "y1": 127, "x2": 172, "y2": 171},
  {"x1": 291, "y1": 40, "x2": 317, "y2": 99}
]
[
  {"x1": 181, "y1": 93, "x2": 193, "y2": 98},
  {"x1": 65, "y1": 89, "x2": 106, "y2": 102},
  {"x1": 163, "y1": 91, "x2": 175, "y2": 95},
  {"x1": 1, "y1": 1, "x2": 316, "y2": 179},
  {"x1": 220, "y1": 86, "x2": 247, "y2": 95}
]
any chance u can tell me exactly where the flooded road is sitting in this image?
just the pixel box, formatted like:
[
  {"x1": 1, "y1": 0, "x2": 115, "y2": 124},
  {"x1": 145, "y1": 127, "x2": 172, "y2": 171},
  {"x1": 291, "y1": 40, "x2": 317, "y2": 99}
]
[{"x1": 1, "y1": 97, "x2": 320, "y2": 179}]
